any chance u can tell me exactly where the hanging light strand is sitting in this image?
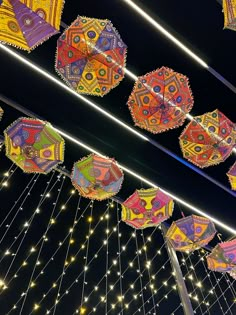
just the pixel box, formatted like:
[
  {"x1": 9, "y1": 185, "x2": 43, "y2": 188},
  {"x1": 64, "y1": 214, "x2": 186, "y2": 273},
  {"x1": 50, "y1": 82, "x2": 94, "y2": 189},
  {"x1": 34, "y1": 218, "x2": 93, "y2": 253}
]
[
  {"x1": 2, "y1": 172, "x2": 57, "y2": 281},
  {"x1": 51, "y1": 195, "x2": 83, "y2": 315},
  {"x1": 79, "y1": 199, "x2": 93, "y2": 311},
  {"x1": 0, "y1": 174, "x2": 40, "y2": 246},
  {"x1": 140, "y1": 231, "x2": 157, "y2": 313},
  {"x1": 5, "y1": 196, "x2": 92, "y2": 315},
  {"x1": 18, "y1": 175, "x2": 67, "y2": 315},
  {"x1": 0, "y1": 174, "x2": 37, "y2": 230}
]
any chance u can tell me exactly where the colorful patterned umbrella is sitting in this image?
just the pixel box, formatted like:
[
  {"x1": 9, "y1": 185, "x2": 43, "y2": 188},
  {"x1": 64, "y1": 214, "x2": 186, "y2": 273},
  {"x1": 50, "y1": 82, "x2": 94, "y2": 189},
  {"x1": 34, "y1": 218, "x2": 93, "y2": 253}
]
[
  {"x1": 223, "y1": 0, "x2": 236, "y2": 31},
  {"x1": 71, "y1": 154, "x2": 124, "y2": 200},
  {"x1": 207, "y1": 239, "x2": 236, "y2": 277},
  {"x1": 127, "y1": 66, "x2": 193, "y2": 133},
  {"x1": 179, "y1": 109, "x2": 236, "y2": 168},
  {"x1": 55, "y1": 16, "x2": 127, "y2": 96},
  {"x1": 166, "y1": 215, "x2": 216, "y2": 252},
  {"x1": 227, "y1": 162, "x2": 236, "y2": 190},
  {"x1": 4, "y1": 117, "x2": 65, "y2": 173},
  {"x1": 0, "y1": 0, "x2": 64, "y2": 51},
  {"x1": 121, "y1": 188, "x2": 174, "y2": 229}
]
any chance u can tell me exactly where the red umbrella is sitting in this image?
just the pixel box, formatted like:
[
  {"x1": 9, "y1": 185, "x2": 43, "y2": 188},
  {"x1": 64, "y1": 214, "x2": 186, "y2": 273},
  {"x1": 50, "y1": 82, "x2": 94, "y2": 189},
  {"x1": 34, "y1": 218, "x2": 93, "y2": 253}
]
[{"x1": 127, "y1": 66, "x2": 193, "y2": 133}]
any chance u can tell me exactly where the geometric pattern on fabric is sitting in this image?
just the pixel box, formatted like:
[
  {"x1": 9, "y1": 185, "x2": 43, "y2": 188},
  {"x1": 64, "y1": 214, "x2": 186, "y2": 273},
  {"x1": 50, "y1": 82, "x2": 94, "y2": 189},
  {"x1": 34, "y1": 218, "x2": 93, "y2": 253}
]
[
  {"x1": 0, "y1": 0, "x2": 64, "y2": 51},
  {"x1": 121, "y1": 187, "x2": 174, "y2": 229},
  {"x1": 223, "y1": 0, "x2": 236, "y2": 31},
  {"x1": 55, "y1": 16, "x2": 127, "y2": 96},
  {"x1": 207, "y1": 239, "x2": 236, "y2": 280},
  {"x1": 127, "y1": 66, "x2": 194, "y2": 133},
  {"x1": 179, "y1": 109, "x2": 236, "y2": 168},
  {"x1": 4, "y1": 117, "x2": 65, "y2": 174},
  {"x1": 227, "y1": 161, "x2": 236, "y2": 190},
  {"x1": 71, "y1": 153, "x2": 124, "y2": 200},
  {"x1": 166, "y1": 214, "x2": 216, "y2": 252}
]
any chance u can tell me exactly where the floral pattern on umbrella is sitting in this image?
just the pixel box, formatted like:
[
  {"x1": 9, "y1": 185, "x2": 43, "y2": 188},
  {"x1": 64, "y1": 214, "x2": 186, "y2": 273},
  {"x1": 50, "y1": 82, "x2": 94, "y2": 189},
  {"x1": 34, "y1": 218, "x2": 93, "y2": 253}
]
[
  {"x1": 179, "y1": 109, "x2": 236, "y2": 168},
  {"x1": 55, "y1": 16, "x2": 127, "y2": 96},
  {"x1": 227, "y1": 161, "x2": 236, "y2": 190},
  {"x1": 207, "y1": 239, "x2": 236, "y2": 279},
  {"x1": 127, "y1": 66, "x2": 193, "y2": 133},
  {"x1": 166, "y1": 215, "x2": 216, "y2": 252},
  {"x1": 121, "y1": 188, "x2": 174, "y2": 229},
  {"x1": 71, "y1": 154, "x2": 124, "y2": 200},
  {"x1": 223, "y1": 0, "x2": 236, "y2": 31},
  {"x1": 0, "y1": 0, "x2": 64, "y2": 51},
  {"x1": 4, "y1": 117, "x2": 65, "y2": 173}
]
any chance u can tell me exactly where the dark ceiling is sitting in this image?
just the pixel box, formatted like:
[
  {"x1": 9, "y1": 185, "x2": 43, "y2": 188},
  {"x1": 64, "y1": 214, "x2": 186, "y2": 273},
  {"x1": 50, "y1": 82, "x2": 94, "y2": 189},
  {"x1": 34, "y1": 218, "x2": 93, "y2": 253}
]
[{"x1": 1, "y1": 0, "x2": 235, "y2": 227}]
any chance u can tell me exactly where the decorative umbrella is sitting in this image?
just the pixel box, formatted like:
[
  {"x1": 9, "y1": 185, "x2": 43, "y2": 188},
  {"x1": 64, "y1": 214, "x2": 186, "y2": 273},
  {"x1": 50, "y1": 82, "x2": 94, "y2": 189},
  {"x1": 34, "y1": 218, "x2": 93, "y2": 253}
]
[
  {"x1": 121, "y1": 187, "x2": 174, "y2": 229},
  {"x1": 166, "y1": 215, "x2": 216, "y2": 252},
  {"x1": 4, "y1": 117, "x2": 65, "y2": 173},
  {"x1": 179, "y1": 109, "x2": 236, "y2": 168},
  {"x1": 227, "y1": 162, "x2": 236, "y2": 190},
  {"x1": 127, "y1": 66, "x2": 193, "y2": 133},
  {"x1": 71, "y1": 154, "x2": 124, "y2": 200},
  {"x1": 55, "y1": 16, "x2": 127, "y2": 96},
  {"x1": 207, "y1": 239, "x2": 236, "y2": 278},
  {"x1": 223, "y1": 0, "x2": 236, "y2": 31},
  {"x1": 0, "y1": 0, "x2": 64, "y2": 51}
]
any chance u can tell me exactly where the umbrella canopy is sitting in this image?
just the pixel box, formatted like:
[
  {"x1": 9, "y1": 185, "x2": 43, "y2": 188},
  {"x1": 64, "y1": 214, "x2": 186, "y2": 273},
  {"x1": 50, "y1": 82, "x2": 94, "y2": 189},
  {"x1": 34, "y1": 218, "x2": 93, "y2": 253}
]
[
  {"x1": 179, "y1": 109, "x2": 236, "y2": 168},
  {"x1": 127, "y1": 66, "x2": 193, "y2": 133},
  {"x1": 227, "y1": 161, "x2": 236, "y2": 190},
  {"x1": 4, "y1": 117, "x2": 65, "y2": 173},
  {"x1": 0, "y1": 0, "x2": 64, "y2": 51},
  {"x1": 121, "y1": 187, "x2": 174, "y2": 229},
  {"x1": 207, "y1": 239, "x2": 236, "y2": 277},
  {"x1": 166, "y1": 215, "x2": 216, "y2": 252},
  {"x1": 55, "y1": 16, "x2": 127, "y2": 96},
  {"x1": 223, "y1": 0, "x2": 236, "y2": 31},
  {"x1": 71, "y1": 154, "x2": 124, "y2": 200}
]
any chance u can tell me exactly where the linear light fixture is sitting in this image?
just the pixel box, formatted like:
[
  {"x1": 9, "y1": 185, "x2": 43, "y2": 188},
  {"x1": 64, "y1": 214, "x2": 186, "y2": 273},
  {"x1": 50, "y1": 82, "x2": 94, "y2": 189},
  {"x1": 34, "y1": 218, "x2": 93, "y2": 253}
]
[
  {"x1": 28, "y1": 127, "x2": 236, "y2": 235},
  {"x1": 0, "y1": 44, "x2": 147, "y2": 142},
  {"x1": 0, "y1": 99, "x2": 235, "y2": 235},
  {"x1": 0, "y1": 44, "x2": 235, "y2": 199},
  {"x1": 122, "y1": 0, "x2": 236, "y2": 94},
  {"x1": 35, "y1": 128, "x2": 236, "y2": 235}
]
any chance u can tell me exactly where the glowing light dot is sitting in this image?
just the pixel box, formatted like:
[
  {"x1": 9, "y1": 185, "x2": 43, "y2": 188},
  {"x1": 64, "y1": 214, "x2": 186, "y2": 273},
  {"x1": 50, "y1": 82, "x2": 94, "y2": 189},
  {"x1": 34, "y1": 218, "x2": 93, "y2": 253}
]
[{"x1": 34, "y1": 304, "x2": 40, "y2": 311}]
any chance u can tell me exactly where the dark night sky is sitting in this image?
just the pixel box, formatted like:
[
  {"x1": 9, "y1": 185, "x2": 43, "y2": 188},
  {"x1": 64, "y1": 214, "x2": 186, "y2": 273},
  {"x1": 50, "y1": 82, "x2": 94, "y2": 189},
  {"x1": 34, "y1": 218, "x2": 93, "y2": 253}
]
[{"x1": 0, "y1": 1, "x2": 236, "y2": 314}]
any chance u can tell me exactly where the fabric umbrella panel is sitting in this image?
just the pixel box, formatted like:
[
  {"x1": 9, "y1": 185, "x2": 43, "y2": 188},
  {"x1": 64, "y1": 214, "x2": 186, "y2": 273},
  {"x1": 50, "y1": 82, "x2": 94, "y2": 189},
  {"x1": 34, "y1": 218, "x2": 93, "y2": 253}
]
[
  {"x1": 166, "y1": 215, "x2": 216, "y2": 252},
  {"x1": 71, "y1": 154, "x2": 124, "y2": 200},
  {"x1": 179, "y1": 109, "x2": 236, "y2": 168},
  {"x1": 207, "y1": 239, "x2": 236, "y2": 279},
  {"x1": 223, "y1": 0, "x2": 236, "y2": 31},
  {"x1": 4, "y1": 117, "x2": 65, "y2": 173},
  {"x1": 127, "y1": 66, "x2": 193, "y2": 133},
  {"x1": 121, "y1": 188, "x2": 174, "y2": 229},
  {"x1": 55, "y1": 16, "x2": 127, "y2": 96},
  {"x1": 227, "y1": 162, "x2": 236, "y2": 190},
  {"x1": 0, "y1": 0, "x2": 64, "y2": 51}
]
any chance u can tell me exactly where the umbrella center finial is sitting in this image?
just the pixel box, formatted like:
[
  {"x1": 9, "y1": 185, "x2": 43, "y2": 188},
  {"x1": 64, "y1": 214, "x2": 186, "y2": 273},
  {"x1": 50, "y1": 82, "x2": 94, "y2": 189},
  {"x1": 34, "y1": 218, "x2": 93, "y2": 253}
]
[
  {"x1": 23, "y1": 146, "x2": 36, "y2": 159},
  {"x1": 160, "y1": 104, "x2": 166, "y2": 110},
  {"x1": 93, "y1": 183, "x2": 101, "y2": 190}
]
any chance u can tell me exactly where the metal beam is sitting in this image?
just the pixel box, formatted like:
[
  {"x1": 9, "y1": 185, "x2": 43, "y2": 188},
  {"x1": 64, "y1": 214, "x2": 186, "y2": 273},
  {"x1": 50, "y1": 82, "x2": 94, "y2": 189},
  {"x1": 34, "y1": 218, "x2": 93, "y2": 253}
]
[{"x1": 162, "y1": 223, "x2": 194, "y2": 315}]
